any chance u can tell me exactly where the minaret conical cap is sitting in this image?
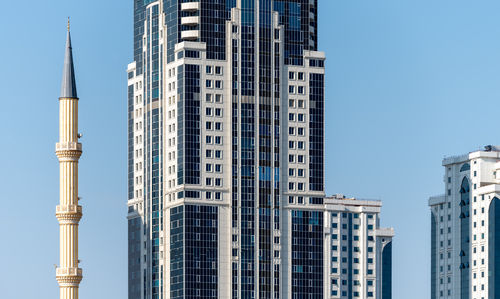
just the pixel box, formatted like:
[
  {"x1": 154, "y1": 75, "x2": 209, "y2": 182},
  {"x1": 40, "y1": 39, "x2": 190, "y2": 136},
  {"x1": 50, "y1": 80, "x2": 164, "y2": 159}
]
[{"x1": 60, "y1": 24, "x2": 77, "y2": 98}]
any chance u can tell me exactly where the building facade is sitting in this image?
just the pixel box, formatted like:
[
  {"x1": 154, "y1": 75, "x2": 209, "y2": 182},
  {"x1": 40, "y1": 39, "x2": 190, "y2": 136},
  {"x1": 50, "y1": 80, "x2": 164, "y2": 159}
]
[
  {"x1": 320, "y1": 195, "x2": 394, "y2": 299},
  {"x1": 126, "y1": 1, "x2": 393, "y2": 298},
  {"x1": 429, "y1": 145, "x2": 500, "y2": 299}
]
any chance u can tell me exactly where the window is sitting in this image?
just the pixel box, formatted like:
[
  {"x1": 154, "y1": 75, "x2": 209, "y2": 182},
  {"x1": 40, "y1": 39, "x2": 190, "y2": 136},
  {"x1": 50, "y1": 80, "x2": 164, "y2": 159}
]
[
  {"x1": 206, "y1": 94, "x2": 212, "y2": 102},
  {"x1": 289, "y1": 141, "x2": 295, "y2": 149},
  {"x1": 215, "y1": 80, "x2": 222, "y2": 89},
  {"x1": 206, "y1": 107, "x2": 212, "y2": 116},
  {"x1": 206, "y1": 178, "x2": 212, "y2": 185},
  {"x1": 215, "y1": 136, "x2": 222, "y2": 144},
  {"x1": 215, "y1": 192, "x2": 221, "y2": 200},
  {"x1": 289, "y1": 182, "x2": 294, "y2": 190},
  {"x1": 298, "y1": 155, "x2": 304, "y2": 163},
  {"x1": 206, "y1": 192, "x2": 212, "y2": 199},
  {"x1": 215, "y1": 164, "x2": 222, "y2": 172},
  {"x1": 185, "y1": 50, "x2": 199, "y2": 58},
  {"x1": 298, "y1": 127, "x2": 304, "y2": 135},
  {"x1": 206, "y1": 80, "x2": 212, "y2": 88},
  {"x1": 215, "y1": 66, "x2": 222, "y2": 75},
  {"x1": 298, "y1": 72, "x2": 304, "y2": 80},
  {"x1": 289, "y1": 168, "x2": 295, "y2": 176},
  {"x1": 289, "y1": 127, "x2": 295, "y2": 135},
  {"x1": 215, "y1": 150, "x2": 222, "y2": 159},
  {"x1": 289, "y1": 85, "x2": 295, "y2": 93},
  {"x1": 298, "y1": 141, "x2": 304, "y2": 149},
  {"x1": 215, "y1": 94, "x2": 222, "y2": 103},
  {"x1": 298, "y1": 114, "x2": 304, "y2": 122},
  {"x1": 206, "y1": 164, "x2": 212, "y2": 172},
  {"x1": 289, "y1": 72, "x2": 295, "y2": 80},
  {"x1": 215, "y1": 178, "x2": 222, "y2": 186},
  {"x1": 289, "y1": 155, "x2": 295, "y2": 163},
  {"x1": 215, "y1": 108, "x2": 222, "y2": 117},
  {"x1": 206, "y1": 150, "x2": 212, "y2": 158},
  {"x1": 215, "y1": 122, "x2": 222, "y2": 130},
  {"x1": 298, "y1": 169, "x2": 304, "y2": 177},
  {"x1": 298, "y1": 100, "x2": 304, "y2": 108},
  {"x1": 298, "y1": 86, "x2": 304, "y2": 94},
  {"x1": 206, "y1": 66, "x2": 213, "y2": 74},
  {"x1": 206, "y1": 122, "x2": 212, "y2": 130},
  {"x1": 206, "y1": 135, "x2": 212, "y2": 144},
  {"x1": 289, "y1": 113, "x2": 295, "y2": 121},
  {"x1": 289, "y1": 99, "x2": 295, "y2": 107},
  {"x1": 297, "y1": 183, "x2": 304, "y2": 190},
  {"x1": 288, "y1": 196, "x2": 294, "y2": 203}
]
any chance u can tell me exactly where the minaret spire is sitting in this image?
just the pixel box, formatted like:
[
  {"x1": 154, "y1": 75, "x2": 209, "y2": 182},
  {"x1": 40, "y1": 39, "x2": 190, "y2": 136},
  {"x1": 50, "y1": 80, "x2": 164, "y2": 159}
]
[
  {"x1": 56, "y1": 20, "x2": 83, "y2": 299},
  {"x1": 60, "y1": 19, "x2": 77, "y2": 98}
]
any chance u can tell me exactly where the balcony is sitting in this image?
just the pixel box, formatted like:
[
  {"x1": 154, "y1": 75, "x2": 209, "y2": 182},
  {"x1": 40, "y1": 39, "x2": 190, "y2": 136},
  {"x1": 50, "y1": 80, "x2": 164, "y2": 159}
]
[
  {"x1": 56, "y1": 267, "x2": 82, "y2": 277},
  {"x1": 181, "y1": 30, "x2": 200, "y2": 41},
  {"x1": 56, "y1": 142, "x2": 82, "y2": 152},
  {"x1": 181, "y1": 2, "x2": 200, "y2": 12},
  {"x1": 56, "y1": 204, "x2": 82, "y2": 214},
  {"x1": 181, "y1": 16, "x2": 200, "y2": 26}
]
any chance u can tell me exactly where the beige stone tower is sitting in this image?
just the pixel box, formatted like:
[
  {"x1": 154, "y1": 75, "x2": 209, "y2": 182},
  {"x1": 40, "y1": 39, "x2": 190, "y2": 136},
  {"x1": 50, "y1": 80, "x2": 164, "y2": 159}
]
[{"x1": 55, "y1": 21, "x2": 83, "y2": 299}]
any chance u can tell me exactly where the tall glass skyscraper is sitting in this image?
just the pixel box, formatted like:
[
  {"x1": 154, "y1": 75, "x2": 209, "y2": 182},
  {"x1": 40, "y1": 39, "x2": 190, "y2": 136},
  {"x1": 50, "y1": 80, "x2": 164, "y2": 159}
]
[{"x1": 125, "y1": 1, "x2": 383, "y2": 298}]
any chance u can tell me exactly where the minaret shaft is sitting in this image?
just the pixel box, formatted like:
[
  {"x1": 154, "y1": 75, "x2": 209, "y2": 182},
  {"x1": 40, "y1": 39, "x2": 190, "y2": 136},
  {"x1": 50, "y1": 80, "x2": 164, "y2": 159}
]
[
  {"x1": 59, "y1": 223, "x2": 79, "y2": 266},
  {"x1": 59, "y1": 161, "x2": 78, "y2": 205},
  {"x1": 59, "y1": 99, "x2": 78, "y2": 142},
  {"x1": 56, "y1": 26, "x2": 82, "y2": 299}
]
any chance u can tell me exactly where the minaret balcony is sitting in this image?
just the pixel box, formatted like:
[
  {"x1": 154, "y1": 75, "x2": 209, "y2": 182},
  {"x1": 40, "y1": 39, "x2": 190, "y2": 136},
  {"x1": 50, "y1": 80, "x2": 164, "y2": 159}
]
[
  {"x1": 56, "y1": 142, "x2": 82, "y2": 152},
  {"x1": 181, "y1": 2, "x2": 200, "y2": 12},
  {"x1": 56, "y1": 204, "x2": 82, "y2": 214},
  {"x1": 56, "y1": 267, "x2": 83, "y2": 286},
  {"x1": 56, "y1": 267, "x2": 82, "y2": 277}
]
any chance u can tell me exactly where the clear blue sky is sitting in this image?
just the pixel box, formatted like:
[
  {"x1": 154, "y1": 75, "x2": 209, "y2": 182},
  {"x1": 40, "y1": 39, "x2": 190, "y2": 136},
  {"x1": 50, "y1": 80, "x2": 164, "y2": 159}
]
[{"x1": 2, "y1": 0, "x2": 500, "y2": 298}]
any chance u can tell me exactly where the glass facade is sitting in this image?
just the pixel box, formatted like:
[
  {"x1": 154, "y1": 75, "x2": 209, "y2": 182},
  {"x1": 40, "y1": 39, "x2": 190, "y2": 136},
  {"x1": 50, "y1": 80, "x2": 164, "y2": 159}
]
[
  {"x1": 128, "y1": 217, "x2": 142, "y2": 298},
  {"x1": 489, "y1": 197, "x2": 500, "y2": 298},
  {"x1": 431, "y1": 211, "x2": 437, "y2": 299},
  {"x1": 291, "y1": 210, "x2": 323, "y2": 298},
  {"x1": 177, "y1": 64, "x2": 201, "y2": 185},
  {"x1": 308, "y1": 73, "x2": 324, "y2": 192},
  {"x1": 381, "y1": 242, "x2": 392, "y2": 299},
  {"x1": 163, "y1": 0, "x2": 179, "y2": 63},
  {"x1": 272, "y1": 0, "x2": 318, "y2": 65},
  {"x1": 459, "y1": 177, "x2": 470, "y2": 299},
  {"x1": 170, "y1": 206, "x2": 184, "y2": 299},
  {"x1": 170, "y1": 205, "x2": 219, "y2": 298}
]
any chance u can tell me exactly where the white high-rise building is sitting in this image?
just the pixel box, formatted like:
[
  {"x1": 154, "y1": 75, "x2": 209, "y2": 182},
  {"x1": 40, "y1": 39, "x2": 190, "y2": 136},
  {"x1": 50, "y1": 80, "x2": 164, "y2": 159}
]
[
  {"x1": 429, "y1": 145, "x2": 500, "y2": 299},
  {"x1": 319, "y1": 195, "x2": 394, "y2": 299}
]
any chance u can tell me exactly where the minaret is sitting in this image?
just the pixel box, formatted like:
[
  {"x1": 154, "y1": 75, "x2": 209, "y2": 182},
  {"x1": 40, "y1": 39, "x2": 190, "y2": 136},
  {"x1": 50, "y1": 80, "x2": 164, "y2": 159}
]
[{"x1": 55, "y1": 20, "x2": 82, "y2": 299}]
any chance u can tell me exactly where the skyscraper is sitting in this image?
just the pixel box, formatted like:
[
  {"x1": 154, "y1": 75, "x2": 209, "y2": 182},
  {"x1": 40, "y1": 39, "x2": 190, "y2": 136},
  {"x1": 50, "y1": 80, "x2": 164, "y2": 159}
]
[
  {"x1": 127, "y1": 1, "x2": 392, "y2": 298},
  {"x1": 429, "y1": 145, "x2": 500, "y2": 299}
]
